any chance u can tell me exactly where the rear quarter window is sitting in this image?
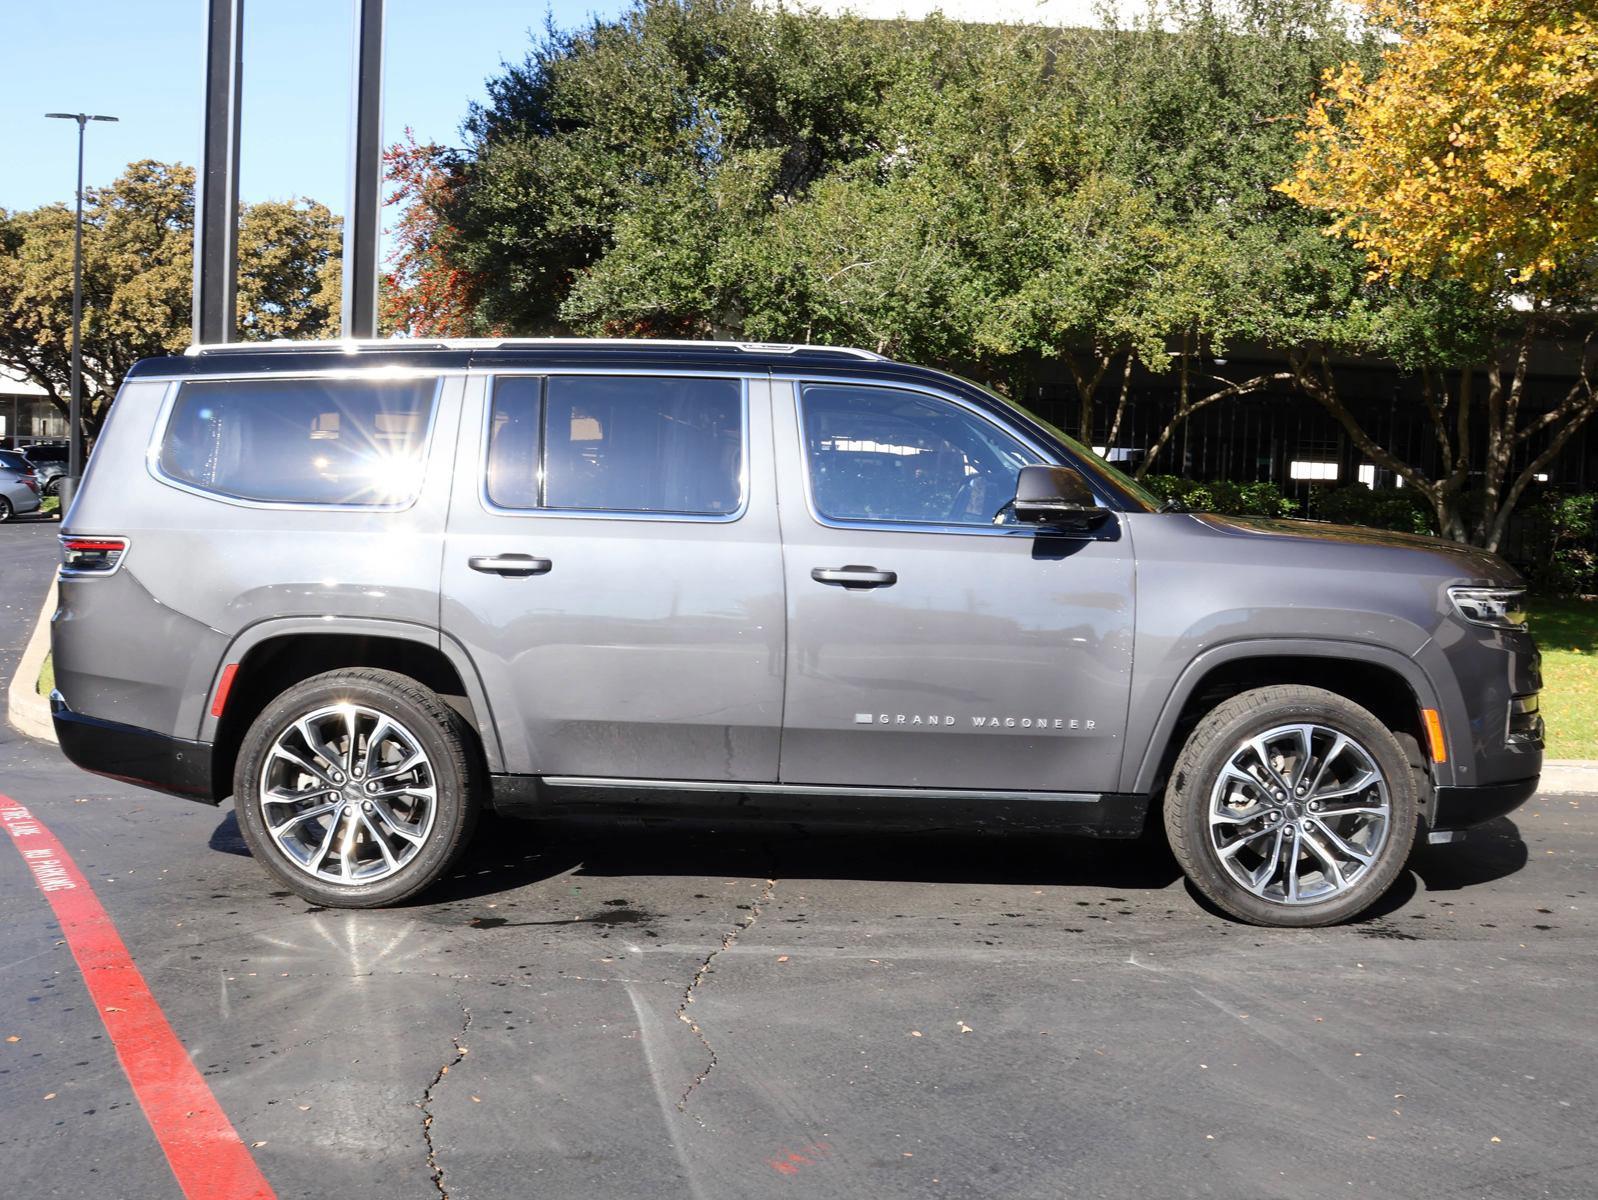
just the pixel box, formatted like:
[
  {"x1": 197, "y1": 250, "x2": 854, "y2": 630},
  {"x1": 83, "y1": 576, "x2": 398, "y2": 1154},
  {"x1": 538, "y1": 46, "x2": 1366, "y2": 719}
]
[
  {"x1": 158, "y1": 376, "x2": 439, "y2": 506},
  {"x1": 486, "y1": 374, "x2": 744, "y2": 516}
]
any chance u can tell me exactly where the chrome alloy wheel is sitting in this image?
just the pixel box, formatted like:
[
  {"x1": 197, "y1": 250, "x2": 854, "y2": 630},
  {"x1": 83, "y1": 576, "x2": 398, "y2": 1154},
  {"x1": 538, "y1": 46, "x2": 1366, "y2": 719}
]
[
  {"x1": 257, "y1": 703, "x2": 437, "y2": 885},
  {"x1": 1207, "y1": 723, "x2": 1391, "y2": 906}
]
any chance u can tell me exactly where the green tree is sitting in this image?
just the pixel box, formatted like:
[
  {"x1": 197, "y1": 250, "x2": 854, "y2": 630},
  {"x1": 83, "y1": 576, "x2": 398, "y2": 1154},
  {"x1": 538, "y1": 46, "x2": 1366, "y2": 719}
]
[
  {"x1": 410, "y1": 0, "x2": 1367, "y2": 470},
  {"x1": 0, "y1": 160, "x2": 342, "y2": 441}
]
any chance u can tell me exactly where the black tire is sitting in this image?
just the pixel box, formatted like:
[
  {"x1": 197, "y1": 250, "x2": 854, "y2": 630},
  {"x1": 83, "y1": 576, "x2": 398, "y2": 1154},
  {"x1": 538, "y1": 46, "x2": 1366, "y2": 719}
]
[
  {"x1": 1164, "y1": 685, "x2": 1418, "y2": 927},
  {"x1": 43, "y1": 477, "x2": 60, "y2": 497},
  {"x1": 233, "y1": 668, "x2": 480, "y2": 907},
  {"x1": 0, "y1": 496, "x2": 11, "y2": 522}
]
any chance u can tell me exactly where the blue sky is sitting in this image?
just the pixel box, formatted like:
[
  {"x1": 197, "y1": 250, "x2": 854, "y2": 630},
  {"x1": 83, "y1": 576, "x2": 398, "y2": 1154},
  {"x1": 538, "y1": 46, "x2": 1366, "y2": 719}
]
[{"x1": 1, "y1": 0, "x2": 625, "y2": 215}]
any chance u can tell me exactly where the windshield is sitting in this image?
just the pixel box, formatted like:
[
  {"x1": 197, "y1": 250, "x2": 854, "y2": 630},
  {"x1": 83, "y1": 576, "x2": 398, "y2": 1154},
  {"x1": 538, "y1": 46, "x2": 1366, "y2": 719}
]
[{"x1": 963, "y1": 380, "x2": 1161, "y2": 512}]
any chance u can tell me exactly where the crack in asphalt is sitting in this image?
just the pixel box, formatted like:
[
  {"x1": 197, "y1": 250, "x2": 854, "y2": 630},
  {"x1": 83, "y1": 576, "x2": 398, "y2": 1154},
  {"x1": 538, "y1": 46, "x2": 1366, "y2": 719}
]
[
  {"x1": 675, "y1": 876, "x2": 777, "y2": 1119},
  {"x1": 418, "y1": 999, "x2": 473, "y2": 1199}
]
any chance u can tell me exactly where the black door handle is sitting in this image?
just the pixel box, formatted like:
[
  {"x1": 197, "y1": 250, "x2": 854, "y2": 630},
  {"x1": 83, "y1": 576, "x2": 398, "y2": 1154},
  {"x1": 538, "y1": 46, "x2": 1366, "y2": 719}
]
[
  {"x1": 811, "y1": 565, "x2": 897, "y2": 589},
  {"x1": 469, "y1": 553, "x2": 552, "y2": 577}
]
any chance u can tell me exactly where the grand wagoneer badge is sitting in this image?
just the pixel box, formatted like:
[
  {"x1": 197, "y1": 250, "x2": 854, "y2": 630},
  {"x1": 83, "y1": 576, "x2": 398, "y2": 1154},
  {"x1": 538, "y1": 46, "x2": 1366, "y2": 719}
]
[{"x1": 854, "y1": 713, "x2": 1098, "y2": 730}]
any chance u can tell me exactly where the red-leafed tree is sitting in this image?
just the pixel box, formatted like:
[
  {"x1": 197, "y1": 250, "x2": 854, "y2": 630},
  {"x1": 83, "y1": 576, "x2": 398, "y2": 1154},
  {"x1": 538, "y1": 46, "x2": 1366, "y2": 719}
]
[{"x1": 381, "y1": 130, "x2": 485, "y2": 337}]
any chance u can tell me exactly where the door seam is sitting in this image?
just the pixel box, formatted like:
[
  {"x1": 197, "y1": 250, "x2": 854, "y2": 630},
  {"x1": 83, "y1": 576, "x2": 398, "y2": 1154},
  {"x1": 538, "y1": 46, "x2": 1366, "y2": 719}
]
[{"x1": 768, "y1": 369, "x2": 793, "y2": 782}]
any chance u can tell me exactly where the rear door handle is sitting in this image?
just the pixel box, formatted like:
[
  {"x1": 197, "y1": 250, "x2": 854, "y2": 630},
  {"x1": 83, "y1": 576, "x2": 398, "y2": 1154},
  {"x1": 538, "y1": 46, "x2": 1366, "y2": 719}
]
[
  {"x1": 811, "y1": 565, "x2": 897, "y2": 589},
  {"x1": 469, "y1": 553, "x2": 552, "y2": 577}
]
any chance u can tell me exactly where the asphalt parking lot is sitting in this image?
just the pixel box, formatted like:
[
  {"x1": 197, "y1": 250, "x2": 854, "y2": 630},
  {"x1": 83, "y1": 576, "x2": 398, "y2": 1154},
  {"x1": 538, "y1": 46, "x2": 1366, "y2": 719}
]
[{"x1": 2, "y1": 517, "x2": 1595, "y2": 1200}]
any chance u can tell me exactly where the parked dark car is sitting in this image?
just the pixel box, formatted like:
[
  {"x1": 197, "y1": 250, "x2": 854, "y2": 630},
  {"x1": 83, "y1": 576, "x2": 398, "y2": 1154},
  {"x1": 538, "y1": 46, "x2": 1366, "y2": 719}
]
[
  {"x1": 21, "y1": 442, "x2": 68, "y2": 495},
  {"x1": 50, "y1": 339, "x2": 1542, "y2": 925}
]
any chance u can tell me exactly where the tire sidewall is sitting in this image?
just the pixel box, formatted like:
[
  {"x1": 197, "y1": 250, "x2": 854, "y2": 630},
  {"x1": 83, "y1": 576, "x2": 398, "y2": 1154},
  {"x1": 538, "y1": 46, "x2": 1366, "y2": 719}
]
[
  {"x1": 1171, "y1": 691, "x2": 1418, "y2": 927},
  {"x1": 233, "y1": 674, "x2": 474, "y2": 908}
]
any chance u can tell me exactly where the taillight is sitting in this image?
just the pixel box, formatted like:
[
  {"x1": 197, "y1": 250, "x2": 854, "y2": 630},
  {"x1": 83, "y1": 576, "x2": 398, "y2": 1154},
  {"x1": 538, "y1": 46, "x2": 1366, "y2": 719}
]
[
  {"x1": 61, "y1": 536, "x2": 128, "y2": 573},
  {"x1": 22, "y1": 476, "x2": 40, "y2": 494}
]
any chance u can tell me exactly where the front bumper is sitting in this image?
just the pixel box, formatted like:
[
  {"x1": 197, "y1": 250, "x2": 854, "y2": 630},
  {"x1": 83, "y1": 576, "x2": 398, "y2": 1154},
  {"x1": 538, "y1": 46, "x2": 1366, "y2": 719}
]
[
  {"x1": 51, "y1": 692, "x2": 216, "y2": 802},
  {"x1": 1431, "y1": 775, "x2": 1539, "y2": 833}
]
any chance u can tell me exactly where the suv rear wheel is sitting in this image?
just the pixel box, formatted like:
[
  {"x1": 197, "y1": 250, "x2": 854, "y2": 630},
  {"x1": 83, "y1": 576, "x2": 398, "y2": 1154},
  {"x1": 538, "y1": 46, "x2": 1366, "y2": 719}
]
[
  {"x1": 1164, "y1": 685, "x2": 1418, "y2": 927},
  {"x1": 233, "y1": 669, "x2": 479, "y2": 908}
]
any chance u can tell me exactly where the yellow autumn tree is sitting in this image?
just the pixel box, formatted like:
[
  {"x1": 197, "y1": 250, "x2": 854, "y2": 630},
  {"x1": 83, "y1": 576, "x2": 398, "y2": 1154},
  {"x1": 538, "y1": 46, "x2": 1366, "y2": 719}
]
[
  {"x1": 1281, "y1": 0, "x2": 1598, "y2": 288},
  {"x1": 1278, "y1": 0, "x2": 1598, "y2": 550}
]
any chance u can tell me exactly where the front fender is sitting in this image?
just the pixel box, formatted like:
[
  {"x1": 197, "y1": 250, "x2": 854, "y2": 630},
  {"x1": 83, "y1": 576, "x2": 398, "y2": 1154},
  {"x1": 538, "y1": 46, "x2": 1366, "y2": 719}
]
[{"x1": 1123, "y1": 636, "x2": 1458, "y2": 794}]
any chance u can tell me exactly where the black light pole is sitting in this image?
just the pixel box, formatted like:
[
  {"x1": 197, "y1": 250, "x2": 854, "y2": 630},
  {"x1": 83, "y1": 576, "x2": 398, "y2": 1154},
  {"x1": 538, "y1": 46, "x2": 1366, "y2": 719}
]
[{"x1": 44, "y1": 111, "x2": 118, "y2": 512}]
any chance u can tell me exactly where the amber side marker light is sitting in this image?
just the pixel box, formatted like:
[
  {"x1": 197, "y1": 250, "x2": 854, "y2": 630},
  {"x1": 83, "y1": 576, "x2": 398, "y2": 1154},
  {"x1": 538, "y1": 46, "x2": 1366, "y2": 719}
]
[
  {"x1": 210, "y1": 663, "x2": 240, "y2": 718},
  {"x1": 1421, "y1": 708, "x2": 1448, "y2": 764}
]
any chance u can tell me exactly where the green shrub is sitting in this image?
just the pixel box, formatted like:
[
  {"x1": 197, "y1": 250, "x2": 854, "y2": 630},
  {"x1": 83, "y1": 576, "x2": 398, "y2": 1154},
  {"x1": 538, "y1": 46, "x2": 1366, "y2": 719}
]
[
  {"x1": 1311, "y1": 486, "x2": 1436, "y2": 535},
  {"x1": 1141, "y1": 475, "x2": 1298, "y2": 518},
  {"x1": 1519, "y1": 493, "x2": 1598, "y2": 595}
]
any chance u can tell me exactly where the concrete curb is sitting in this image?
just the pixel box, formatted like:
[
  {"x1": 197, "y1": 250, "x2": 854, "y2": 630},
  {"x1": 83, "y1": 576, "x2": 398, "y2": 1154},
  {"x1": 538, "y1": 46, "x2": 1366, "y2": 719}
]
[
  {"x1": 1538, "y1": 760, "x2": 1598, "y2": 795},
  {"x1": 6, "y1": 581, "x2": 58, "y2": 744}
]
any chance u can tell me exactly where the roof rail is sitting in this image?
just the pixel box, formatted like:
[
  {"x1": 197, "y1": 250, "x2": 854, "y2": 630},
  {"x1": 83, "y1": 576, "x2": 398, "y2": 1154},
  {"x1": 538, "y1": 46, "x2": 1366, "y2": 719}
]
[{"x1": 184, "y1": 337, "x2": 886, "y2": 361}]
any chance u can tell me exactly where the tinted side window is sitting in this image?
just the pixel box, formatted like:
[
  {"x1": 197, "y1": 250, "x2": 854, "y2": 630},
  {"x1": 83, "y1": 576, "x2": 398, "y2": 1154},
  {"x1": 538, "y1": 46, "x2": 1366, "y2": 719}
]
[
  {"x1": 485, "y1": 376, "x2": 542, "y2": 509},
  {"x1": 800, "y1": 384, "x2": 1039, "y2": 526},
  {"x1": 0, "y1": 450, "x2": 28, "y2": 473},
  {"x1": 536, "y1": 375, "x2": 743, "y2": 515},
  {"x1": 160, "y1": 376, "x2": 438, "y2": 506},
  {"x1": 25, "y1": 446, "x2": 67, "y2": 463}
]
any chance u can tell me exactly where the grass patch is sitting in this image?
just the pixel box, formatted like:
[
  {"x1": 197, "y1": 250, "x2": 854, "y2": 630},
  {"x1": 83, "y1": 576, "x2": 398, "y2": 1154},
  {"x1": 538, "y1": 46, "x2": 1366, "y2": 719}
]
[
  {"x1": 41, "y1": 495, "x2": 59, "y2": 516},
  {"x1": 36, "y1": 652, "x2": 53, "y2": 698},
  {"x1": 1528, "y1": 597, "x2": 1598, "y2": 759}
]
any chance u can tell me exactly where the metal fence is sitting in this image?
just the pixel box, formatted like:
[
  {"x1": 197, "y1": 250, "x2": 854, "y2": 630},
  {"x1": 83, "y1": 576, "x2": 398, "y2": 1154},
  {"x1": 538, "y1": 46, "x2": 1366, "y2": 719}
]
[{"x1": 1018, "y1": 362, "x2": 1597, "y2": 570}]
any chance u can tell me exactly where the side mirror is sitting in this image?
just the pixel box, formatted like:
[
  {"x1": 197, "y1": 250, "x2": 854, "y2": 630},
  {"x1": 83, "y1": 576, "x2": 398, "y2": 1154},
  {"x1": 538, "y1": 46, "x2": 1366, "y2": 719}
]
[{"x1": 1011, "y1": 465, "x2": 1109, "y2": 530}]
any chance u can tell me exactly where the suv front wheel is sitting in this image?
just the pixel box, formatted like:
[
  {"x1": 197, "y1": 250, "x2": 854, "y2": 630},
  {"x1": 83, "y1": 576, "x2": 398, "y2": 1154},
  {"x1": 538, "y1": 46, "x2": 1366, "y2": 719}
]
[
  {"x1": 1164, "y1": 686, "x2": 1419, "y2": 927},
  {"x1": 233, "y1": 668, "x2": 480, "y2": 908}
]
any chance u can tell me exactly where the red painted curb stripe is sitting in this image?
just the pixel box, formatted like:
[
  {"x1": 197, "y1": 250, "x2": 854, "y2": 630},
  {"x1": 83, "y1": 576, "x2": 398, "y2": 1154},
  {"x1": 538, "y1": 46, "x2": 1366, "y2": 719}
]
[{"x1": 0, "y1": 793, "x2": 276, "y2": 1200}]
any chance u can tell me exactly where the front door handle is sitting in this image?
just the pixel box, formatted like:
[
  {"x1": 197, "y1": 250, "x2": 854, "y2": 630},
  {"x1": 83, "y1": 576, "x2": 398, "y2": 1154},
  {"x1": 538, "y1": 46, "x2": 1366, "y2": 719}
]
[
  {"x1": 469, "y1": 553, "x2": 552, "y2": 577},
  {"x1": 811, "y1": 565, "x2": 897, "y2": 590}
]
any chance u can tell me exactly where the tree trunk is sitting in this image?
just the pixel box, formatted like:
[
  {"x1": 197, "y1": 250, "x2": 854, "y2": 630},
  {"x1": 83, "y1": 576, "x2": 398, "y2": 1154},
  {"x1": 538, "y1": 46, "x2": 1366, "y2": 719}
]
[
  {"x1": 1066, "y1": 352, "x2": 1111, "y2": 445},
  {"x1": 1103, "y1": 351, "x2": 1135, "y2": 456},
  {"x1": 1295, "y1": 327, "x2": 1598, "y2": 552},
  {"x1": 1137, "y1": 332, "x2": 1192, "y2": 479}
]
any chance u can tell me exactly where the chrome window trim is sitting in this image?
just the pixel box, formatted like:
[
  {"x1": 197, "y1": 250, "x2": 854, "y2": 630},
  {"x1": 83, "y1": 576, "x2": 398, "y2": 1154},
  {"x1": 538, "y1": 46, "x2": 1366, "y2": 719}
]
[
  {"x1": 779, "y1": 375, "x2": 1110, "y2": 540},
  {"x1": 475, "y1": 370, "x2": 752, "y2": 525},
  {"x1": 145, "y1": 372, "x2": 447, "y2": 513}
]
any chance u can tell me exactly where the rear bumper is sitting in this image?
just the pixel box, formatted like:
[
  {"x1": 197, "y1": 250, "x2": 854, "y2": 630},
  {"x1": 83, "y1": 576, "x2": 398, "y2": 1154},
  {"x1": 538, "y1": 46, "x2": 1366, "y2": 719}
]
[
  {"x1": 1431, "y1": 775, "x2": 1538, "y2": 832},
  {"x1": 51, "y1": 693, "x2": 216, "y2": 803}
]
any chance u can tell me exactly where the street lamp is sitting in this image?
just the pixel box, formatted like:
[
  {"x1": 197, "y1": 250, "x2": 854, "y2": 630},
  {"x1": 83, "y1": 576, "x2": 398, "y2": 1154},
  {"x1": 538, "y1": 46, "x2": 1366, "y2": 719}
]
[{"x1": 44, "y1": 112, "x2": 118, "y2": 513}]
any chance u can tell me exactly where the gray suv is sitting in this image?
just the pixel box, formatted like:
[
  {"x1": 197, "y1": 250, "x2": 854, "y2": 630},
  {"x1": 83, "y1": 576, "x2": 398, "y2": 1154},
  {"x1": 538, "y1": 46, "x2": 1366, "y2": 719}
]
[{"x1": 50, "y1": 340, "x2": 1543, "y2": 925}]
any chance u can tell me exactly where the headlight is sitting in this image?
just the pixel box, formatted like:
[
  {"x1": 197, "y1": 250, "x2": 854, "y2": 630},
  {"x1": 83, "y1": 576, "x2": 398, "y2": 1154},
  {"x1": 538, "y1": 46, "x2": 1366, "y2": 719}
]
[{"x1": 1448, "y1": 586, "x2": 1527, "y2": 629}]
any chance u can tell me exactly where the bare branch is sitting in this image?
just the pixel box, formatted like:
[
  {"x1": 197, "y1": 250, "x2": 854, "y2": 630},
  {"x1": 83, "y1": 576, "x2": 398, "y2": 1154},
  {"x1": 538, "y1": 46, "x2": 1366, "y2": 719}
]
[{"x1": 1293, "y1": 348, "x2": 1439, "y2": 500}]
